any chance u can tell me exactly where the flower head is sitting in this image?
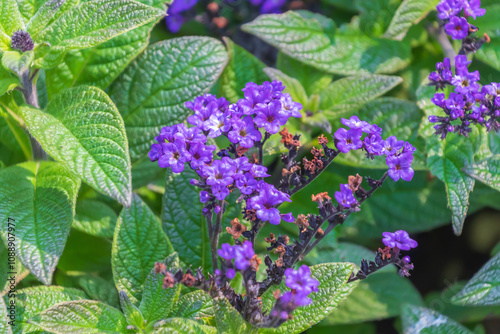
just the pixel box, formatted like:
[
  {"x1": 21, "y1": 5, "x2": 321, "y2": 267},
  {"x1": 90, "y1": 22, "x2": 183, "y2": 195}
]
[
  {"x1": 234, "y1": 241, "x2": 255, "y2": 270},
  {"x1": 382, "y1": 230, "x2": 418, "y2": 251},
  {"x1": 247, "y1": 183, "x2": 291, "y2": 225},
  {"x1": 334, "y1": 128, "x2": 363, "y2": 153},
  {"x1": 444, "y1": 16, "x2": 469, "y2": 40},
  {"x1": 334, "y1": 184, "x2": 358, "y2": 208},
  {"x1": 386, "y1": 153, "x2": 414, "y2": 182}
]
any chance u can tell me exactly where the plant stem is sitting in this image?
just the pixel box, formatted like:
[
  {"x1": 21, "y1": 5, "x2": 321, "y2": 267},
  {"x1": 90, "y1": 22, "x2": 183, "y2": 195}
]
[
  {"x1": 209, "y1": 200, "x2": 225, "y2": 271},
  {"x1": 20, "y1": 71, "x2": 47, "y2": 160}
]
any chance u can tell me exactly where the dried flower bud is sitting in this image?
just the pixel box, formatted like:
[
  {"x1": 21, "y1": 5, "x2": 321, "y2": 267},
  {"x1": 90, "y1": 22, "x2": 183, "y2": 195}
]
[
  {"x1": 154, "y1": 262, "x2": 166, "y2": 274},
  {"x1": 378, "y1": 247, "x2": 392, "y2": 260},
  {"x1": 273, "y1": 289, "x2": 281, "y2": 300},
  {"x1": 207, "y1": 2, "x2": 218, "y2": 12},
  {"x1": 318, "y1": 134, "x2": 329, "y2": 145},
  {"x1": 236, "y1": 145, "x2": 249, "y2": 157},
  {"x1": 181, "y1": 273, "x2": 196, "y2": 287},
  {"x1": 162, "y1": 272, "x2": 175, "y2": 289},
  {"x1": 226, "y1": 218, "x2": 247, "y2": 239},
  {"x1": 311, "y1": 192, "x2": 331, "y2": 203},
  {"x1": 250, "y1": 254, "x2": 262, "y2": 271},
  {"x1": 265, "y1": 233, "x2": 276, "y2": 243},
  {"x1": 311, "y1": 147, "x2": 324, "y2": 158},
  {"x1": 348, "y1": 174, "x2": 363, "y2": 192},
  {"x1": 282, "y1": 235, "x2": 290, "y2": 245}
]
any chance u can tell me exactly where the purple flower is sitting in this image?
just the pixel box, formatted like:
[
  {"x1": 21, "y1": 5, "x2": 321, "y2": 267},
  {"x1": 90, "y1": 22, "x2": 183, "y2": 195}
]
[
  {"x1": 205, "y1": 111, "x2": 232, "y2": 138},
  {"x1": 202, "y1": 158, "x2": 236, "y2": 187},
  {"x1": 364, "y1": 134, "x2": 384, "y2": 156},
  {"x1": 212, "y1": 185, "x2": 230, "y2": 201},
  {"x1": 254, "y1": 100, "x2": 287, "y2": 134},
  {"x1": 168, "y1": 0, "x2": 198, "y2": 15},
  {"x1": 149, "y1": 143, "x2": 163, "y2": 162},
  {"x1": 218, "y1": 243, "x2": 235, "y2": 260},
  {"x1": 176, "y1": 124, "x2": 206, "y2": 144},
  {"x1": 386, "y1": 153, "x2": 414, "y2": 182},
  {"x1": 451, "y1": 71, "x2": 480, "y2": 94},
  {"x1": 199, "y1": 191, "x2": 210, "y2": 203},
  {"x1": 279, "y1": 93, "x2": 303, "y2": 118},
  {"x1": 186, "y1": 96, "x2": 222, "y2": 131},
  {"x1": 260, "y1": 0, "x2": 286, "y2": 13},
  {"x1": 226, "y1": 268, "x2": 236, "y2": 279},
  {"x1": 158, "y1": 140, "x2": 188, "y2": 173},
  {"x1": 281, "y1": 212, "x2": 294, "y2": 223},
  {"x1": 403, "y1": 142, "x2": 416, "y2": 154},
  {"x1": 238, "y1": 82, "x2": 272, "y2": 115},
  {"x1": 230, "y1": 157, "x2": 253, "y2": 178},
  {"x1": 335, "y1": 184, "x2": 358, "y2": 208},
  {"x1": 284, "y1": 265, "x2": 319, "y2": 295},
  {"x1": 444, "y1": 16, "x2": 469, "y2": 40},
  {"x1": 247, "y1": 183, "x2": 291, "y2": 225},
  {"x1": 455, "y1": 55, "x2": 472, "y2": 73},
  {"x1": 249, "y1": 164, "x2": 270, "y2": 178},
  {"x1": 381, "y1": 136, "x2": 404, "y2": 156},
  {"x1": 341, "y1": 116, "x2": 370, "y2": 132},
  {"x1": 334, "y1": 128, "x2": 363, "y2": 153},
  {"x1": 382, "y1": 230, "x2": 418, "y2": 251},
  {"x1": 234, "y1": 241, "x2": 255, "y2": 270},
  {"x1": 436, "y1": 0, "x2": 463, "y2": 20},
  {"x1": 431, "y1": 93, "x2": 446, "y2": 108},
  {"x1": 235, "y1": 173, "x2": 258, "y2": 195},
  {"x1": 187, "y1": 142, "x2": 214, "y2": 169},
  {"x1": 464, "y1": 0, "x2": 485, "y2": 19},
  {"x1": 165, "y1": 14, "x2": 184, "y2": 33},
  {"x1": 228, "y1": 116, "x2": 262, "y2": 148}
]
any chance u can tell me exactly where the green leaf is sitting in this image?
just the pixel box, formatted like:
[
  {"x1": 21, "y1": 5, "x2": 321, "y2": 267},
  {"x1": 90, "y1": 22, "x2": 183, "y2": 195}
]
[
  {"x1": 78, "y1": 276, "x2": 119, "y2": 308},
  {"x1": 20, "y1": 86, "x2": 133, "y2": 206},
  {"x1": 0, "y1": 297, "x2": 12, "y2": 334},
  {"x1": 322, "y1": 272, "x2": 422, "y2": 325},
  {"x1": 463, "y1": 155, "x2": 500, "y2": 192},
  {"x1": 119, "y1": 291, "x2": 145, "y2": 330},
  {"x1": 321, "y1": 0, "x2": 357, "y2": 12},
  {"x1": 451, "y1": 252, "x2": 500, "y2": 306},
  {"x1": 0, "y1": 161, "x2": 80, "y2": 284},
  {"x1": 214, "y1": 297, "x2": 255, "y2": 334},
  {"x1": 172, "y1": 290, "x2": 215, "y2": 321},
  {"x1": 319, "y1": 75, "x2": 403, "y2": 117},
  {"x1": 73, "y1": 199, "x2": 118, "y2": 238},
  {"x1": 131, "y1": 156, "x2": 166, "y2": 189},
  {"x1": 264, "y1": 67, "x2": 308, "y2": 106},
  {"x1": 25, "y1": 0, "x2": 79, "y2": 42},
  {"x1": 475, "y1": 38, "x2": 500, "y2": 71},
  {"x1": 33, "y1": 0, "x2": 163, "y2": 50},
  {"x1": 242, "y1": 11, "x2": 411, "y2": 75},
  {"x1": 45, "y1": 0, "x2": 165, "y2": 98},
  {"x1": 29, "y1": 300, "x2": 129, "y2": 333},
  {"x1": 259, "y1": 263, "x2": 355, "y2": 333},
  {"x1": 473, "y1": 2, "x2": 500, "y2": 36},
  {"x1": 0, "y1": 242, "x2": 28, "y2": 295},
  {"x1": 161, "y1": 168, "x2": 210, "y2": 271},
  {"x1": 0, "y1": 101, "x2": 29, "y2": 159},
  {"x1": 401, "y1": 305, "x2": 474, "y2": 334},
  {"x1": 0, "y1": 55, "x2": 19, "y2": 95},
  {"x1": 112, "y1": 194, "x2": 172, "y2": 305},
  {"x1": 151, "y1": 318, "x2": 217, "y2": 334},
  {"x1": 0, "y1": 0, "x2": 25, "y2": 51},
  {"x1": 109, "y1": 36, "x2": 228, "y2": 161},
  {"x1": 1, "y1": 50, "x2": 33, "y2": 76},
  {"x1": 383, "y1": 0, "x2": 439, "y2": 40},
  {"x1": 139, "y1": 252, "x2": 181, "y2": 325},
  {"x1": 3, "y1": 286, "x2": 87, "y2": 334},
  {"x1": 356, "y1": 0, "x2": 401, "y2": 38},
  {"x1": 219, "y1": 37, "x2": 268, "y2": 103}
]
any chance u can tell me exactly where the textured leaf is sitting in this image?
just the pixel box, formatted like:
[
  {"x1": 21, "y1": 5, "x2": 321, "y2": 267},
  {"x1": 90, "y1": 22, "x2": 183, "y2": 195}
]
[
  {"x1": 383, "y1": 0, "x2": 439, "y2": 40},
  {"x1": 33, "y1": 0, "x2": 163, "y2": 50},
  {"x1": 172, "y1": 290, "x2": 214, "y2": 321},
  {"x1": 0, "y1": 63, "x2": 18, "y2": 96},
  {"x1": 474, "y1": 2, "x2": 500, "y2": 36},
  {"x1": 463, "y1": 155, "x2": 500, "y2": 192},
  {"x1": 139, "y1": 252, "x2": 181, "y2": 325},
  {"x1": 131, "y1": 156, "x2": 166, "y2": 189},
  {"x1": 260, "y1": 263, "x2": 355, "y2": 333},
  {"x1": 20, "y1": 86, "x2": 133, "y2": 206},
  {"x1": 78, "y1": 276, "x2": 119, "y2": 308},
  {"x1": 401, "y1": 305, "x2": 473, "y2": 334},
  {"x1": 264, "y1": 67, "x2": 308, "y2": 106},
  {"x1": 476, "y1": 38, "x2": 500, "y2": 71},
  {"x1": 161, "y1": 168, "x2": 210, "y2": 271},
  {"x1": 319, "y1": 75, "x2": 403, "y2": 117},
  {"x1": 356, "y1": 0, "x2": 401, "y2": 38},
  {"x1": 242, "y1": 11, "x2": 411, "y2": 75},
  {"x1": 321, "y1": 0, "x2": 357, "y2": 12},
  {"x1": 119, "y1": 290, "x2": 145, "y2": 329},
  {"x1": 323, "y1": 272, "x2": 422, "y2": 325},
  {"x1": 0, "y1": 0, "x2": 25, "y2": 50},
  {"x1": 16, "y1": 0, "x2": 44, "y2": 24},
  {"x1": 112, "y1": 194, "x2": 172, "y2": 304},
  {"x1": 3, "y1": 286, "x2": 87, "y2": 334},
  {"x1": 0, "y1": 242, "x2": 28, "y2": 295},
  {"x1": 25, "y1": 0, "x2": 79, "y2": 42},
  {"x1": 1, "y1": 50, "x2": 33, "y2": 76},
  {"x1": 73, "y1": 199, "x2": 118, "y2": 238},
  {"x1": 451, "y1": 252, "x2": 500, "y2": 306},
  {"x1": 109, "y1": 36, "x2": 228, "y2": 161},
  {"x1": 219, "y1": 37, "x2": 268, "y2": 103},
  {"x1": 30, "y1": 300, "x2": 128, "y2": 333},
  {"x1": 0, "y1": 102, "x2": 29, "y2": 159},
  {"x1": 152, "y1": 318, "x2": 217, "y2": 334},
  {"x1": 214, "y1": 297, "x2": 255, "y2": 334},
  {"x1": 0, "y1": 161, "x2": 80, "y2": 284},
  {"x1": 45, "y1": 0, "x2": 165, "y2": 98},
  {"x1": 0, "y1": 296, "x2": 12, "y2": 334}
]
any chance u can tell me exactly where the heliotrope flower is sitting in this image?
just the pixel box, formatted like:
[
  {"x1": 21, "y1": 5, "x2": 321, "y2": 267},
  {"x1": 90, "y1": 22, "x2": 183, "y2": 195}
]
[
  {"x1": 444, "y1": 16, "x2": 469, "y2": 40},
  {"x1": 381, "y1": 136, "x2": 404, "y2": 156},
  {"x1": 254, "y1": 100, "x2": 288, "y2": 134},
  {"x1": 382, "y1": 230, "x2": 418, "y2": 251},
  {"x1": 386, "y1": 153, "x2": 414, "y2": 182},
  {"x1": 334, "y1": 128, "x2": 363, "y2": 153},
  {"x1": 247, "y1": 183, "x2": 291, "y2": 225},
  {"x1": 235, "y1": 173, "x2": 258, "y2": 195},
  {"x1": 234, "y1": 241, "x2": 255, "y2": 270},
  {"x1": 158, "y1": 140, "x2": 188, "y2": 172},
  {"x1": 218, "y1": 243, "x2": 235, "y2": 260},
  {"x1": 228, "y1": 116, "x2": 262, "y2": 148},
  {"x1": 334, "y1": 184, "x2": 357, "y2": 208}
]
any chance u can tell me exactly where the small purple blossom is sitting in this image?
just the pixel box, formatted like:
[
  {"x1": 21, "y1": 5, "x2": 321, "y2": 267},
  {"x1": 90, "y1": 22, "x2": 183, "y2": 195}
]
[
  {"x1": 381, "y1": 136, "x2": 404, "y2": 156},
  {"x1": 218, "y1": 243, "x2": 235, "y2": 260},
  {"x1": 235, "y1": 173, "x2": 258, "y2": 195},
  {"x1": 199, "y1": 191, "x2": 210, "y2": 203},
  {"x1": 254, "y1": 100, "x2": 287, "y2": 134},
  {"x1": 386, "y1": 153, "x2": 414, "y2": 182},
  {"x1": 149, "y1": 143, "x2": 163, "y2": 162},
  {"x1": 444, "y1": 16, "x2": 469, "y2": 40},
  {"x1": 234, "y1": 241, "x2": 255, "y2": 270},
  {"x1": 334, "y1": 128, "x2": 363, "y2": 153},
  {"x1": 228, "y1": 116, "x2": 262, "y2": 148},
  {"x1": 382, "y1": 230, "x2": 418, "y2": 251},
  {"x1": 364, "y1": 134, "x2": 384, "y2": 156},
  {"x1": 247, "y1": 183, "x2": 291, "y2": 225},
  {"x1": 158, "y1": 140, "x2": 188, "y2": 173},
  {"x1": 464, "y1": 0, "x2": 485, "y2": 19},
  {"x1": 279, "y1": 93, "x2": 303, "y2": 118},
  {"x1": 284, "y1": 265, "x2": 319, "y2": 295},
  {"x1": 334, "y1": 184, "x2": 358, "y2": 208},
  {"x1": 281, "y1": 212, "x2": 295, "y2": 223}
]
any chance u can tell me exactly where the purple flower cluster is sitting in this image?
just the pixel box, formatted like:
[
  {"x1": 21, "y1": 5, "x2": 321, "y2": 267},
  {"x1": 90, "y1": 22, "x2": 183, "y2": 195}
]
[
  {"x1": 250, "y1": 0, "x2": 286, "y2": 14},
  {"x1": 149, "y1": 81, "x2": 301, "y2": 225},
  {"x1": 437, "y1": 0, "x2": 485, "y2": 40},
  {"x1": 335, "y1": 184, "x2": 358, "y2": 209},
  {"x1": 334, "y1": 116, "x2": 415, "y2": 182},
  {"x1": 165, "y1": 0, "x2": 199, "y2": 33},
  {"x1": 382, "y1": 230, "x2": 418, "y2": 251},
  {"x1": 428, "y1": 55, "x2": 500, "y2": 137},
  {"x1": 217, "y1": 241, "x2": 256, "y2": 277}
]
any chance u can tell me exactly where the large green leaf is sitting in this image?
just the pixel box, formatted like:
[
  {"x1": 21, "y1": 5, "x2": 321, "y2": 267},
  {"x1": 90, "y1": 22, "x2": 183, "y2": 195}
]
[
  {"x1": 0, "y1": 242, "x2": 28, "y2": 295},
  {"x1": 0, "y1": 101, "x2": 29, "y2": 159},
  {"x1": 219, "y1": 37, "x2": 268, "y2": 103},
  {"x1": 139, "y1": 253, "x2": 181, "y2": 326},
  {"x1": 109, "y1": 36, "x2": 227, "y2": 161},
  {"x1": 401, "y1": 305, "x2": 474, "y2": 334},
  {"x1": 476, "y1": 38, "x2": 500, "y2": 71},
  {"x1": 20, "y1": 86, "x2": 133, "y2": 207},
  {"x1": 463, "y1": 155, "x2": 500, "y2": 192},
  {"x1": 25, "y1": 0, "x2": 79, "y2": 42},
  {"x1": 29, "y1": 300, "x2": 129, "y2": 333},
  {"x1": 152, "y1": 318, "x2": 217, "y2": 334},
  {"x1": 112, "y1": 194, "x2": 172, "y2": 305},
  {"x1": 319, "y1": 75, "x2": 402, "y2": 117},
  {"x1": 45, "y1": 0, "x2": 165, "y2": 98},
  {"x1": 161, "y1": 168, "x2": 210, "y2": 271},
  {"x1": 451, "y1": 252, "x2": 500, "y2": 306},
  {"x1": 356, "y1": 0, "x2": 401, "y2": 38},
  {"x1": 0, "y1": 161, "x2": 80, "y2": 284},
  {"x1": 0, "y1": 0, "x2": 25, "y2": 51},
  {"x1": 242, "y1": 11, "x2": 411, "y2": 75},
  {"x1": 383, "y1": 0, "x2": 439, "y2": 40},
  {"x1": 214, "y1": 297, "x2": 255, "y2": 334},
  {"x1": 0, "y1": 56, "x2": 19, "y2": 96},
  {"x1": 260, "y1": 263, "x2": 355, "y2": 333},
  {"x1": 0, "y1": 296, "x2": 12, "y2": 334},
  {"x1": 172, "y1": 290, "x2": 214, "y2": 321},
  {"x1": 78, "y1": 275, "x2": 119, "y2": 308},
  {"x1": 73, "y1": 199, "x2": 118, "y2": 238},
  {"x1": 3, "y1": 286, "x2": 87, "y2": 334}
]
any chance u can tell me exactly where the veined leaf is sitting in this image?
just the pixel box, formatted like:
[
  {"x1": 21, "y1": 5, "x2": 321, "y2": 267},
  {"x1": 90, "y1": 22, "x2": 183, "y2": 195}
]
[
  {"x1": 119, "y1": 291, "x2": 145, "y2": 330},
  {"x1": 78, "y1": 276, "x2": 119, "y2": 308},
  {"x1": 214, "y1": 297, "x2": 255, "y2": 334},
  {"x1": 172, "y1": 290, "x2": 214, "y2": 321},
  {"x1": 401, "y1": 305, "x2": 474, "y2": 334},
  {"x1": 1, "y1": 50, "x2": 33, "y2": 76},
  {"x1": 0, "y1": 161, "x2": 80, "y2": 285},
  {"x1": 383, "y1": 0, "x2": 439, "y2": 40},
  {"x1": 17, "y1": 0, "x2": 78, "y2": 25},
  {"x1": 20, "y1": 86, "x2": 132, "y2": 207},
  {"x1": 152, "y1": 318, "x2": 217, "y2": 334},
  {"x1": 139, "y1": 252, "x2": 181, "y2": 326},
  {"x1": 73, "y1": 199, "x2": 118, "y2": 238},
  {"x1": 29, "y1": 300, "x2": 129, "y2": 333},
  {"x1": 463, "y1": 155, "x2": 500, "y2": 192},
  {"x1": 26, "y1": 0, "x2": 79, "y2": 41},
  {"x1": 109, "y1": 36, "x2": 228, "y2": 161},
  {"x1": 264, "y1": 67, "x2": 308, "y2": 106},
  {"x1": 260, "y1": 263, "x2": 355, "y2": 333},
  {"x1": 0, "y1": 55, "x2": 19, "y2": 95},
  {"x1": 242, "y1": 11, "x2": 411, "y2": 75},
  {"x1": 319, "y1": 75, "x2": 402, "y2": 117},
  {"x1": 112, "y1": 194, "x2": 172, "y2": 305},
  {"x1": 219, "y1": 37, "x2": 268, "y2": 103},
  {"x1": 0, "y1": 242, "x2": 28, "y2": 295},
  {"x1": 3, "y1": 286, "x2": 87, "y2": 334},
  {"x1": 161, "y1": 168, "x2": 211, "y2": 271},
  {"x1": 451, "y1": 252, "x2": 500, "y2": 306},
  {"x1": 0, "y1": 0, "x2": 25, "y2": 51},
  {"x1": 0, "y1": 296, "x2": 12, "y2": 334}
]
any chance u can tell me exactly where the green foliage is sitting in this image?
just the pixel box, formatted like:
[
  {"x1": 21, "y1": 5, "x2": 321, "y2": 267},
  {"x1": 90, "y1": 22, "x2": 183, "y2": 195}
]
[
  {"x1": 172, "y1": 290, "x2": 214, "y2": 321},
  {"x1": 73, "y1": 199, "x2": 118, "y2": 238},
  {"x1": 401, "y1": 305, "x2": 474, "y2": 334},
  {"x1": 214, "y1": 297, "x2": 256, "y2": 334},
  {"x1": 0, "y1": 0, "x2": 25, "y2": 50},
  {"x1": 152, "y1": 318, "x2": 217, "y2": 334},
  {"x1": 383, "y1": 0, "x2": 439, "y2": 40},
  {"x1": 0, "y1": 296, "x2": 12, "y2": 334}
]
